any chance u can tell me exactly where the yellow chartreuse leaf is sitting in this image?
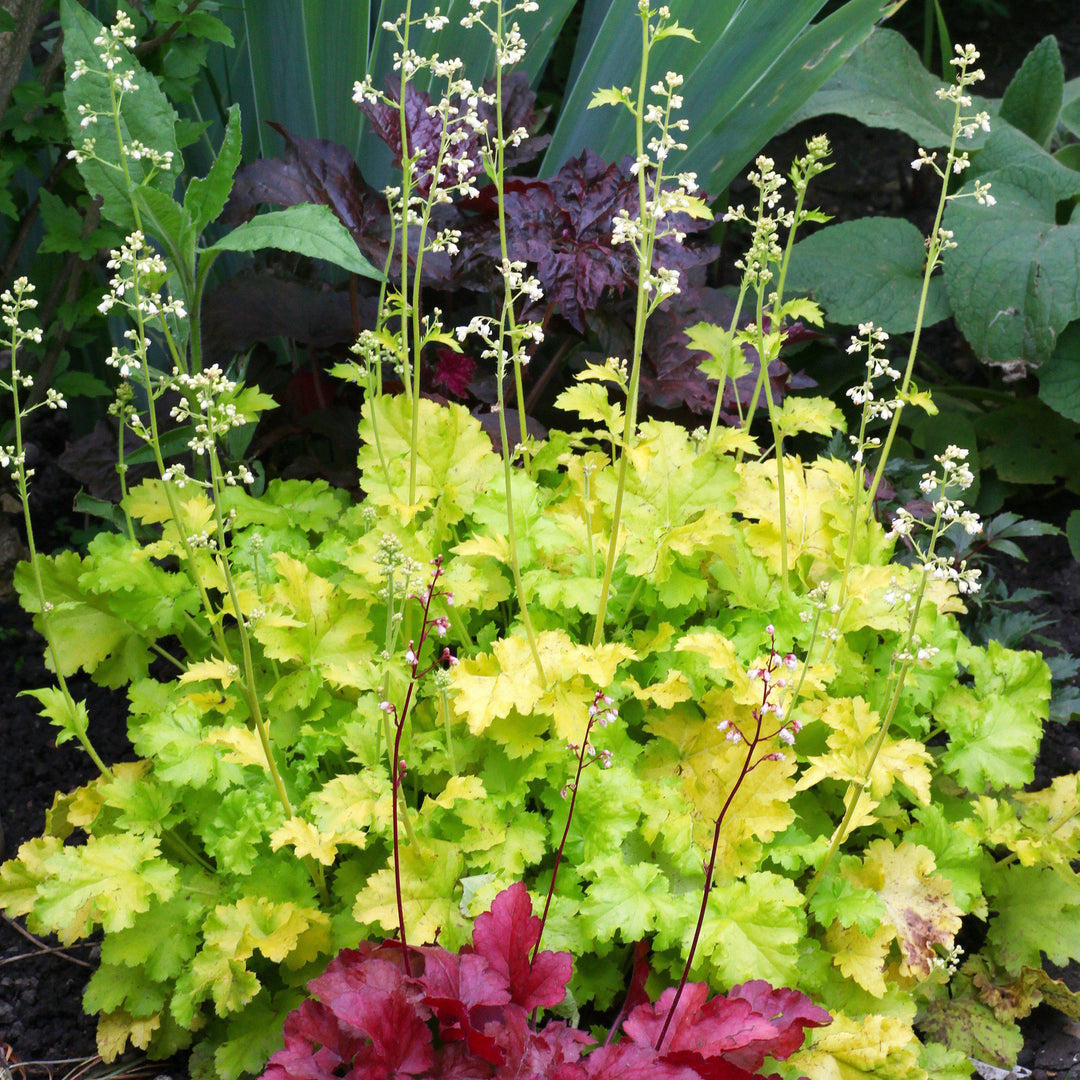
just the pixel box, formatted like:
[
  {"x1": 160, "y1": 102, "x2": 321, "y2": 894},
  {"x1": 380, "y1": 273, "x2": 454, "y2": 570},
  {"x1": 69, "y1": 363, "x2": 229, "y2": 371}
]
[
  {"x1": 789, "y1": 1012, "x2": 925, "y2": 1080},
  {"x1": 0, "y1": 836, "x2": 60, "y2": 919},
  {"x1": 844, "y1": 839, "x2": 962, "y2": 979},
  {"x1": 737, "y1": 457, "x2": 895, "y2": 579},
  {"x1": 451, "y1": 631, "x2": 631, "y2": 739},
  {"x1": 269, "y1": 817, "x2": 338, "y2": 865},
  {"x1": 838, "y1": 564, "x2": 965, "y2": 635},
  {"x1": 253, "y1": 552, "x2": 373, "y2": 689},
  {"x1": 353, "y1": 837, "x2": 469, "y2": 950},
  {"x1": 674, "y1": 627, "x2": 738, "y2": 677},
  {"x1": 97, "y1": 1010, "x2": 160, "y2": 1061},
  {"x1": 826, "y1": 921, "x2": 895, "y2": 997},
  {"x1": 623, "y1": 670, "x2": 692, "y2": 708},
  {"x1": 737, "y1": 457, "x2": 839, "y2": 579},
  {"x1": 204, "y1": 726, "x2": 269, "y2": 770},
  {"x1": 188, "y1": 896, "x2": 330, "y2": 1020},
  {"x1": 180, "y1": 657, "x2": 241, "y2": 689},
  {"x1": 643, "y1": 690, "x2": 796, "y2": 876},
  {"x1": 1011, "y1": 773, "x2": 1080, "y2": 866},
  {"x1": 554, "y1": 382, "x2": 624, "y2": 438},
  {"x1": 356, "y1": 395, "x2": 501, "y2": 523},
  {"x1": 30, "y1": 835, "x2": 178, "y2": 944},
  {"x1": 775, "y1": 395, "x2": 846, "y2": 439},
  {"x1": 797, "y1": 697, "x2": 933, "y2": 814},
  {"x1": 309, "y1": 772, "x2": 391, "y2": 845},
  {"x1": 429, "y1": 775, "x2": 486, "y2": 808}
]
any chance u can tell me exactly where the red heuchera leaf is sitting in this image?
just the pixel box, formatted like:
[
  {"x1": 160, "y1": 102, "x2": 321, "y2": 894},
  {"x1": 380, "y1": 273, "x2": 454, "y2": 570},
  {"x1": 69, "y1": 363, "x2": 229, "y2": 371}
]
[
  {"x1": 431, "y1": 346, "x2": 477, "y2": 398},
  {"x1": 467, "y1": 881, "x2": 573, "y2": 1011},
  {"x1": 258, "y1": 886, "x2": 831, "y2": 1080},
  {"x1": 582, "y1": 1043, "x2": 700, "y2": 1080},
  {"x1": 417, "y1": 947, "x2": 511, "y2": 1064},
  {"x1": 261, "y1": 999, "x2": 367, "y2": 1080},
  {"x1": 499, "y1": 151, "x2": 713, "y2": 333},
  {"x1": 358, "y1": 73, "x2": 547, "y2": 197},
  {"x1": 315, "y1": 956, "x2": 435, "y2": 1077},
  {"x1": 623, "y1": 983, "x2": 776, "y2": 1060},
  {"x1": 721, "y1": 981, "x2": 832, "y2": 1071},
  {"x1": 488, "y1": 1008, "x2": 592, "y2": 1080}
]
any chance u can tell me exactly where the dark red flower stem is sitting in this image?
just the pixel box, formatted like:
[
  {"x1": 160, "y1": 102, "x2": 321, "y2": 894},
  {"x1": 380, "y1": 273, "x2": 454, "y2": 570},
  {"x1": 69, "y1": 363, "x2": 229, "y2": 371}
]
[
  {"x1": 532, "y1": 712, "x2": 597, "y2": 966},
  {"x1": 654, "y1": 648, "x2": 778, "y2": 1052}
]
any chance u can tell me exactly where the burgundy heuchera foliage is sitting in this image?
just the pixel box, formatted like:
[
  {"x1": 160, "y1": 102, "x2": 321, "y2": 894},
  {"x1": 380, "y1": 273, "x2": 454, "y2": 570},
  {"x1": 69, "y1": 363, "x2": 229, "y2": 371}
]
[{"x1": 260, "y1": 883, "x2": 829, "y2": 1080}]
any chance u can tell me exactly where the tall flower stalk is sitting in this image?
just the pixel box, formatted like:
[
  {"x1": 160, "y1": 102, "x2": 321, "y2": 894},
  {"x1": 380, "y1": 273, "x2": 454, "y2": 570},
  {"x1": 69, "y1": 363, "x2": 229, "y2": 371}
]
[
  {"x1": 589, "y1": 0, "x2": 710, "y2": 646},
  {"x1": 1, "y1": 280, "x2": 107, "y2": 776}
]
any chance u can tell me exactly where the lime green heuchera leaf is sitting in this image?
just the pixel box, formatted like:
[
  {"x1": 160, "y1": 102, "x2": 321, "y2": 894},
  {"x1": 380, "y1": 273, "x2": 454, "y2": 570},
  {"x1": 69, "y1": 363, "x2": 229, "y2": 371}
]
[
  {"x1": 578, "y1": 860, "x2": 683, "y2": 943},
  {"x1": 28, "y1": 834, "x2": 179, "y2": 945},
  {"x1": 937, "y1": 639, "x2": 1049, "y2": 791},
  {"x1": 356, "y1": 396, "x2": 500, "y2": 523},
  {"x1": 253, "y1": 552, "x2": 375, "y2": 689},
  {"x1": 774, "y1": 395, "x2": 846, "y2": 439},
  {"x1": 654, "y1": 871, "x2": 805, "y2": 990},
  {"x1": 352, "y1": 837, "x2": 469, "y2": 950},
  {"x1": 14, "y1": 552, "x2": 162, "y2": 686},
  {"x1": 984, "y1": 864, "x2": 1080, "y2": 975}
]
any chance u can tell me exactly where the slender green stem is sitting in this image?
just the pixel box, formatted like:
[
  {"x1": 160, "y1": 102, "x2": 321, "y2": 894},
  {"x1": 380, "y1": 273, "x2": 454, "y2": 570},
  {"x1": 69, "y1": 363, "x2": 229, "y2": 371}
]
[
  {"x1": 592, "y1": 7, "x2": 658, "y2": 647},
  {"x1": 866, "y1": 92, "x2": 967, "y2": 510}
]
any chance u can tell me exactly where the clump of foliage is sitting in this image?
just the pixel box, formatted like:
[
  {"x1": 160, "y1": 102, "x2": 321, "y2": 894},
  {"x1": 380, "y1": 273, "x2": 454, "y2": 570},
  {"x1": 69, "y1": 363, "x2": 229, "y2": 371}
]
[
  {"x1": 1, "y1": 5, "x2": 1079, "y2": 1080},
  {"x1": 260, "y1": 882, "x2": 830, "y2": 1080}
]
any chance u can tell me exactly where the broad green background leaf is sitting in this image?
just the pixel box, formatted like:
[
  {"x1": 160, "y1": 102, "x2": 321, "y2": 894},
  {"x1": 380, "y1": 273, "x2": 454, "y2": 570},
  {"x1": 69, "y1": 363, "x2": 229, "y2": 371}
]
[
  {"x1": 784, "y1": 27, "x2": 990, "y2": 150},
  {"x1": 60, "y1": 0, "x2": 181, "y2": 229},
  {"x1": 1061, "y1": 76, "x2": 1080, "y2": 140},
  {"x1": 207, "y1": 204, "x2": 383, "y2": 279},
  {"x1": 1037, "y1": 320, "x2": 1080, "y2": 423},
  {"x1": 1068, "y1": 509, "x2": 1080, "y2": 561},
  {"x1": 786, "y1": 217, "x2": 951, "y2": 333},
  {"x1": 943, "y1": 125, "x2": 1080, "y2": 372},
  {"x1": 999, "y1": 35, "x2": 1064, "y2": 149},
  {"x1": 204, "y1": 1, "x2": 372, "y2": 162}
]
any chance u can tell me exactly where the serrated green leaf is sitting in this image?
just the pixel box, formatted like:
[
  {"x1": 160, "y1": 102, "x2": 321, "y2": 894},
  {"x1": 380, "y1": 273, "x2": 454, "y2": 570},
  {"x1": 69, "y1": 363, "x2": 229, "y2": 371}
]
[
  {"x1": 207, "y1": 204, "x2": 384, "y2": 279},
  {"x1": 986, "y1": 864, "x2": 1080, "y2": 974},
  {"x1": 186, "y1": 103, "x2": 244, "y2": 234},
  {"x1": 807, "y1": 872, "x2": 887, "y2": 935},
  {"x1": 937, "y1": 640, "x2": 1049, "y2": 791},
  {"x1": 33, "y1": 834, "x2": 179, "y2": 944}
]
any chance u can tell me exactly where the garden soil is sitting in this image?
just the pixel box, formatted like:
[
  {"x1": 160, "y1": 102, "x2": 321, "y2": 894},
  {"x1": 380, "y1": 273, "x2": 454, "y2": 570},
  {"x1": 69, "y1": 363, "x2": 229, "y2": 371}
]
[{"x1": 4, "y1": 3, "x2": 1080, "y2": 1078}]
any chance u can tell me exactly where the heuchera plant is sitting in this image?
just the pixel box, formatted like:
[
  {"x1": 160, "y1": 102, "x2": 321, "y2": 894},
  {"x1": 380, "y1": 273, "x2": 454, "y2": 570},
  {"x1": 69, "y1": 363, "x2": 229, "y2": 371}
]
[
  {"x1": 260, "y1": 882, "x2": 830, "y2": 1080},
  {"x1": 2, "y1": 4, "x2": 1080, "y2": 1080}
]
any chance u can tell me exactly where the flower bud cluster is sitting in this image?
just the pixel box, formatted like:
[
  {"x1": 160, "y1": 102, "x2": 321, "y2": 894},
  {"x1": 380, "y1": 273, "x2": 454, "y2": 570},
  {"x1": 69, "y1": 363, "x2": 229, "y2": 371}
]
[
  {"x1": 1, "y1": 279, "x2": 66, "y2": 482},
  {"x1": 607, "y1": 48, "x2": 702, "y2": 304},
  {"x1": 67, "y1": 13, "x2": 175, "y2": 174},
  {"x1": 911, "y1": 44, "x2": 993, "y2": 206},
  {"x1": 845, "y1": 322, "x2": 902, "y2": 465},
  {"x1": 99, "y1": 231, "x2": 186, "y2": 324},
  {"x1": 561, "y1": 689, "x2": 619, "y2": 797},
  {"x1": 887, "y1": 446, "x2": 983, "y2": 597},
  {"x1": 718, "y1": 625, "x2": 802, "y2": 764},
  {"x1": 724, "y1": 136, "x2": 830, "y2": 299}
]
